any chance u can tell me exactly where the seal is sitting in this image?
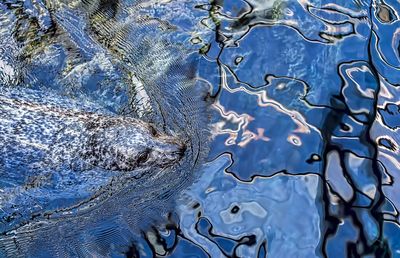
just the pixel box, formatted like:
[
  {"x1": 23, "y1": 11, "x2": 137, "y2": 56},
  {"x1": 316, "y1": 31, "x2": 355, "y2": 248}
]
[
  {"x1": 0, "y1": 78, "x2": 209, "y2": 258},
  {"x1": 0, "y1": 89, "x2": 186, "y2": 173},
  {"x1": 0, "y1": 0, "x2": 211, "y2": 257},
  {"x1": 0, "y1": 86, "x2": 189, "y2": 235}
]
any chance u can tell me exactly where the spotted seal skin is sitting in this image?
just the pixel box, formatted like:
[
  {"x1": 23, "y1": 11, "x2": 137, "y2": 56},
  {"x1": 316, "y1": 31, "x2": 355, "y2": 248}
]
[
  {"x1": 0, "y1": 85, "x2": 208, "y2": 258},
  {"x1": 81, "y1": 119, "x2": 186, "y2": 171},
  {"x1": 0, "y1": 89, "x2": 185, "y2": 173},
  {"x1": 0, "y1": 87, "x2": 186, "y2": 232}
]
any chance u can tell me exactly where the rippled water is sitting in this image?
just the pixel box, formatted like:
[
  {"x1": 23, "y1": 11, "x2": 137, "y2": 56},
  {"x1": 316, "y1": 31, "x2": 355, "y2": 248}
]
[{"x1": 0, "y1": 0, "x2": 400, "y2": 257}]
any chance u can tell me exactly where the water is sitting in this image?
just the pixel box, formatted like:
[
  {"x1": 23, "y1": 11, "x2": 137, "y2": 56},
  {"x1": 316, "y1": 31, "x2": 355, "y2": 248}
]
[
  {"x1": 0, "y1": 0, "x2": 399, "y2": 257},
  {"x1": 177, "y1": 0, "x2": 400, "y2": 257}
]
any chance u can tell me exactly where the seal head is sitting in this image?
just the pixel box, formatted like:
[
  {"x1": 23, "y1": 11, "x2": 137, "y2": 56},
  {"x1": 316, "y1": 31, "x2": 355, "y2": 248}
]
[{"x1": 82, "y1": 119, "x2": 186, "y2": 171}]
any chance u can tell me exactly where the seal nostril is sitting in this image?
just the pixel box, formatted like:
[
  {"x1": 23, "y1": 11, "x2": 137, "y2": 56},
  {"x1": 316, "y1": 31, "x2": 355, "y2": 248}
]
[
  {"x1": 178, "y1": 144, "x2": 186, "y2": 155},
  {"x1": 148, "y1": 125, "x2": 159, "y2": 137}
]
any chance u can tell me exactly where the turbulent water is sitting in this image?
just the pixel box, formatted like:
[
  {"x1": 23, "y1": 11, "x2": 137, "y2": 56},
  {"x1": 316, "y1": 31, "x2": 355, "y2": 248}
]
[{"x1": 0, "y1": 0, "x2": 400, "y2": 257}]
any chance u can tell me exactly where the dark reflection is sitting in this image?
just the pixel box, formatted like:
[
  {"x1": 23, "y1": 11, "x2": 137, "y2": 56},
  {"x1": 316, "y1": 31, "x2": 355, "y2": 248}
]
[
  {"x1": 173, "y1": 0, "x2": 400, "y2": 257},
  {"x1": 378, "y1": 103, "x2": 400, "y2": 130},
  {"x1": 196, "y1": 217, "x2": 257, "y2": 257}
]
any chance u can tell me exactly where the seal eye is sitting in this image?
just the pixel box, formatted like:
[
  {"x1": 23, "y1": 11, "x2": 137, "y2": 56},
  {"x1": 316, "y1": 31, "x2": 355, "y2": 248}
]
[{"x1": 137, "y1": 149, "x2": 150, "y2": 164}]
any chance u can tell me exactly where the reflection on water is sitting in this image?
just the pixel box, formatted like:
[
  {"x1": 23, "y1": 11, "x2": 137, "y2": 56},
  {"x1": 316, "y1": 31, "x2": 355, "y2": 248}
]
[
  {"x1": 0, "y1": 0, "x2": 400, "y2": 257},
  {"x1": 177, "y1": 0, "x2": 400, "y2": 257}
]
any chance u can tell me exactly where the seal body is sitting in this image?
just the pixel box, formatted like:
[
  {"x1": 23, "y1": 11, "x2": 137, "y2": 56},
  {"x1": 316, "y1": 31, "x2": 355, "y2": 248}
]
[
  {"x1": 0, "y1": 88, "x2": 184, "y2": 173},
  {"x1": 0, "y1": 87, "x2": 186, "y2": 234}
]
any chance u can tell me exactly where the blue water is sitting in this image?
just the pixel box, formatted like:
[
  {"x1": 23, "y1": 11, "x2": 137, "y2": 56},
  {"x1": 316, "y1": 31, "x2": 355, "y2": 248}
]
[
  {"x1": 0, "y1": 0, "x2": 400, "y2": 257},
  {"x1": 174, "y1": 0, "x2": 400, "y2": 257}
]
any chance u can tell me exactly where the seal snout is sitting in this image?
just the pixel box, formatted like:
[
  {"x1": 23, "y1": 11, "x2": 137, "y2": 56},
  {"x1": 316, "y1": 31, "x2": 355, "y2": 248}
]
[
  {"x1": 174, "y1": 142, "x2": 187, "y2": 156},
  {"x1": 179, "y1": 144, "x2": 187, "y2": 155},
  {"x1": 171, "y1": 143, "x2": 187, "y2": 161},
  {"x1": 151, "y1": 136, "x2": 187, "y2": 168},
  {"x1": 166, "y1": 140, "x2": 186, "y2": 159}
]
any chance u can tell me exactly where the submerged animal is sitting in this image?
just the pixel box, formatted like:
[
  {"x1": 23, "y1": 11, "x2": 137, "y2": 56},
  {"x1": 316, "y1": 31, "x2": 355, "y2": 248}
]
[
  {"x1": 0, "y1": 88, "x2": 185, "y2": 174},
  {"x1": 0, "y1": 82, "x2": 207, "y2": 255},
  {"x1": 0, "y1": 84, "x2": 208, "y2": 257}
]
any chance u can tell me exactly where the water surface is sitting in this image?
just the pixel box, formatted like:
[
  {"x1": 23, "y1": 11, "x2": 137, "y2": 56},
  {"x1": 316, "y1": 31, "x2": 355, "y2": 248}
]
[{"x1": 0, "y1": 0, "x2": 400, "y2": 257}]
